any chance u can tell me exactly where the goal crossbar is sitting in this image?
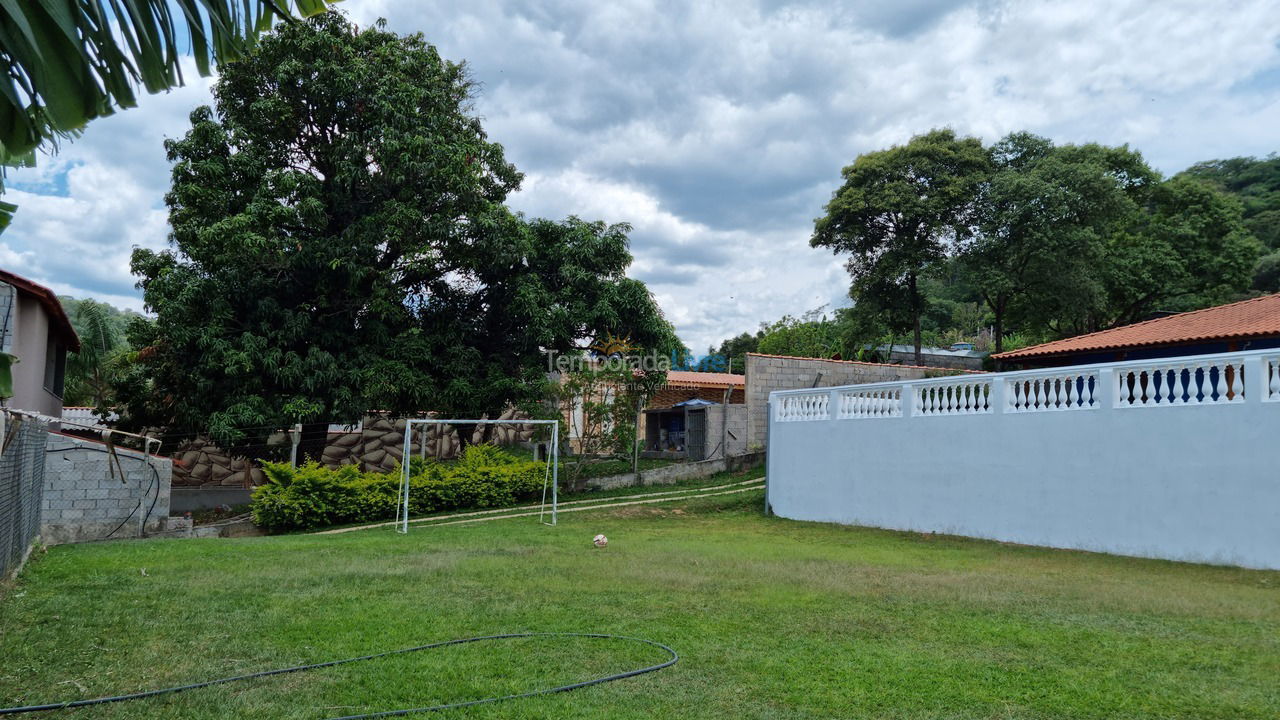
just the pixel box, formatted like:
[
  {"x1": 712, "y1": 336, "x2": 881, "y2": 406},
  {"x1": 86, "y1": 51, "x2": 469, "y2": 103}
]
[{"x1": 398, "y1": 418, "x2": 560, "y2": 533}]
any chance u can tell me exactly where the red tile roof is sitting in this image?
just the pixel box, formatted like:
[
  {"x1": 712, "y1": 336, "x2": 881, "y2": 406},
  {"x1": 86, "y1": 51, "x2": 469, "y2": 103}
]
[
  {"x1": 665, "y1": 370, "x2": 745, "y2": 388},
  {"x1": 993, "y1": 294, "x2": 1280, "y2": 362},
  {"x1": 0, "y1": 268, "x2": 80, "y2": 352}
]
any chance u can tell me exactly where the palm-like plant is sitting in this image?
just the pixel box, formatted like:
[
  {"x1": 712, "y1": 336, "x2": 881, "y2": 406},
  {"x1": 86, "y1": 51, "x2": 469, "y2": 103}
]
[
  {"x1": 63, "y1": 299, "x2": 126, "y2": 408},
  {"x1": 0, "y1": 0, "x2": 336, "y2": 230}
]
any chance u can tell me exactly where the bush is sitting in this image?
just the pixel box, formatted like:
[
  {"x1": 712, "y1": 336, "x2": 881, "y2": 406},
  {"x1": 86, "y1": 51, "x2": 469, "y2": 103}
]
[{"x1": 250, "y1": 446, "x2": 547, "y2": 532}]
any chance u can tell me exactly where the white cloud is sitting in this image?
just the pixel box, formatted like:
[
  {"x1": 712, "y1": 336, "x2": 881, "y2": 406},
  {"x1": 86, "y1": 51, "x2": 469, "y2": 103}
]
[{"x1": 3, "y1": 0, "x2": 1279, "y2": 351}]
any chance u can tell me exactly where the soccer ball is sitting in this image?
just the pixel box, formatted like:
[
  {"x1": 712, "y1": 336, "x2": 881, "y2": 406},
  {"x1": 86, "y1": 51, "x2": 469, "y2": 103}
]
[{"x1": 592, "y1": 534, "x2": 608, "y2": 548}]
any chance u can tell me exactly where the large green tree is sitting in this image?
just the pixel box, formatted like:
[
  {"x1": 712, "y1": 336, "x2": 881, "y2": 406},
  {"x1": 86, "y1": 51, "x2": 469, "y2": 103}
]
[
  {"x1": 0, "y1": 0, "x2": 335, "y2": 230},
  {"x1": 1180, "y1": 154, "x2": 1280, "y2": 251},
  {"x1": 1091, "y1": 175, "x2": 1259, "y2": 330},
  {"x1": 963, "y1": 134, "x2": 1158, "y2": 351},
  {"x1": 124, "y1": 15, "x2": 677, "y2": 451},
  {"x1": 812, "y1": 128, "x2": 990, "y2": 364}
]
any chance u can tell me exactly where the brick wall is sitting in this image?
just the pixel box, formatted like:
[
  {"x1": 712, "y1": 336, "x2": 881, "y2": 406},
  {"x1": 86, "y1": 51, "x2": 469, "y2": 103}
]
[
  {"x1": 42, "y1": 433, "x2": 173, "y2": 545},
  {"x1": 745, "y1": 353, "x2": 975, "y2": 449}
]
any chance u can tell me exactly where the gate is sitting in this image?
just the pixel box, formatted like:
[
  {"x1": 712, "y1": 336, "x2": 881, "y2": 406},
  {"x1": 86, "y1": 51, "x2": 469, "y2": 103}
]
[{"x1": 686, "y1": 409, "x2": 706, "y2": 461}]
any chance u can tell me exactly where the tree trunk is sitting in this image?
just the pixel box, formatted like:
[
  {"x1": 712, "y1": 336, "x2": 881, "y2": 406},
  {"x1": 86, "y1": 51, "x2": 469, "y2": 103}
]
[
  {"x1": 993, "y1": 303, "x2": 1004, "y2": 355},
  {"x1": 909, "y1": 273, "x2": 923, "y2": 366}
]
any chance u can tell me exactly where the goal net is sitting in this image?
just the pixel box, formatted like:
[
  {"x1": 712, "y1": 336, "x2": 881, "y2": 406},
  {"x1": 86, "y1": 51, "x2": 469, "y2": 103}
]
[{"x1": 397, "y1": 418, "x2": 560, "y2": 533}]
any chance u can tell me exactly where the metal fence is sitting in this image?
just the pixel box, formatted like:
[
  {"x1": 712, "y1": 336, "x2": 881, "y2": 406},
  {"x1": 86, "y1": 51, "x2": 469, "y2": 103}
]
[{"x1": 1, "y1": 413, "x2": 48, "y2": 581}]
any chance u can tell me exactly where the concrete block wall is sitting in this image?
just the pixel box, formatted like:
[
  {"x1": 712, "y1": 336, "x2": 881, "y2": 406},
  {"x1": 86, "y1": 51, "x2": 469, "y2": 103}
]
[
  {"x1": 704, "y1": 404, "x2": 747, "y2": 460},
  {"x1": 745, "y1": 353, "x2": 972, "y2": 449},
  {"x1": 42, "y1": 433, "x2": 173, "y2": 545}
]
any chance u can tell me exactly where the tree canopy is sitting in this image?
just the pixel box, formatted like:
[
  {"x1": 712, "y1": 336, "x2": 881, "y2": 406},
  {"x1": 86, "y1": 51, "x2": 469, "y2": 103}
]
[
  {"x1": 710, "y1": 133, "x2": 1267, "y2": 364},
  {"x1": 58, "y1": 296, "x2": 141, "y2": 408},
  {"x1": 811, "y1": 128, "x2": 991, "y2": 364},
  {"x1": 123, "y1": 15, "x2": 678, "y2": 445}
]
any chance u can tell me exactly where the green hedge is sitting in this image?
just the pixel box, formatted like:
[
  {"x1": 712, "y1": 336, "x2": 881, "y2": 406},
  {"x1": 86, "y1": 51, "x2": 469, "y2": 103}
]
[{"x1": 250, "y1": 445, "x2": 547, "y2": 532}]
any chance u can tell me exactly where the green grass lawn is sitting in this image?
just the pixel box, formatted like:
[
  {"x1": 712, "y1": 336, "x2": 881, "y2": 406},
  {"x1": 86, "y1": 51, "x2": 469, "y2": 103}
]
[{"x1": 2, "y1": 485, "x2": 1278, "y2": 719}]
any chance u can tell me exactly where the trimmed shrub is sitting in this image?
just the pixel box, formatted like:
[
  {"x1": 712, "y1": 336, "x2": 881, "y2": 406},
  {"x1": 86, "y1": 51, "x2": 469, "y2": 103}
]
[{"x1": 250, "y1": 447, "x2": 547, "y2": 532}]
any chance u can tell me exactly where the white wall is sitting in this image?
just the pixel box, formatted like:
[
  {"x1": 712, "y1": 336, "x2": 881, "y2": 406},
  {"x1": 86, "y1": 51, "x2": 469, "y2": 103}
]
[{"x1": 767, "y1": 349, "x2": 1280, "y2": 570}]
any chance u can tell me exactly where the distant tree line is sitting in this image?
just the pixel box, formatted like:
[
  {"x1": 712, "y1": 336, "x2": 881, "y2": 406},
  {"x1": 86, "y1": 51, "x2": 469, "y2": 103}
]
[{"x1": 708, "y1": 134, "x2": 1276, "y2": 367}]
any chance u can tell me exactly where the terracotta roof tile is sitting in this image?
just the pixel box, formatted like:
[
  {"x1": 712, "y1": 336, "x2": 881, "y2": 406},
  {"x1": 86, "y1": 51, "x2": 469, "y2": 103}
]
[
  {"x1": 0, "y1": 267, "x2": 80, "y2": 352},
  {"x1": 993, "y1": 294, "x2": 1280, "y2": 361},
  {"x1": 664, "y1": 370, "x2": 745, "y2": 388}
]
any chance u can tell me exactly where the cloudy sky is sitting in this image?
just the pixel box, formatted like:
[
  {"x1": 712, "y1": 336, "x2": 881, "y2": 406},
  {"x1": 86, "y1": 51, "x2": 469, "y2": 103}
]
[{"x1": 4, "y1": 0, "x2": 1280, "y2": 352}]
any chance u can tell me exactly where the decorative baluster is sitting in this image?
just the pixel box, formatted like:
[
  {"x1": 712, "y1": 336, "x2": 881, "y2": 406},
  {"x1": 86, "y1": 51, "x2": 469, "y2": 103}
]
[
  {"x1": 1271, "y1": 360, "x2": 1280, "y2": 400},
  {"x1": 1212, "y1": 363, "x2": 1226, "y2": 404}
]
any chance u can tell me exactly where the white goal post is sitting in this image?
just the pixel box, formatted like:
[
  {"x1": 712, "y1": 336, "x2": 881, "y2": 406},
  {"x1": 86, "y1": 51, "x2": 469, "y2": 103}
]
[{"x1": 398, "y1": 418, "x2": 560, "y2": 533}]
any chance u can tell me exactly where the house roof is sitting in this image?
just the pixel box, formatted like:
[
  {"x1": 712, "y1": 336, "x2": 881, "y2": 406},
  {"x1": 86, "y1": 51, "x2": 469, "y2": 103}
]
[
  {"x1": 992, "y1": 293, "x2": 1280, "y2": 362},
  {"x1": 0, "y1": 268, "x2": 80, "y2": 352},
  {"x1": 665, "y1": 370, "x2": 745, "y2": 388}
]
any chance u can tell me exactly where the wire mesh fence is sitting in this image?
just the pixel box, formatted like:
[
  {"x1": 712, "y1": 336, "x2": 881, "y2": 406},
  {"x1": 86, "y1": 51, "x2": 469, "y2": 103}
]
[{"x1": 0, "y1": 413, "x2": 48, "y2": 581}]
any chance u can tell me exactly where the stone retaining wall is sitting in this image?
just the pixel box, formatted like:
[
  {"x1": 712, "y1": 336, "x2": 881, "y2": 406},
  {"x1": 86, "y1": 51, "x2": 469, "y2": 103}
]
[{"x1": 171, "y1": 409, "x2": 535, "y2": 488}]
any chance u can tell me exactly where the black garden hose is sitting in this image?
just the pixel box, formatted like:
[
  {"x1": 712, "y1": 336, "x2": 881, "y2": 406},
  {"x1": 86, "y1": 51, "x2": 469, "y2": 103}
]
[{"x1": 0, "y1": 633, "x2": 678, "y2": 719}]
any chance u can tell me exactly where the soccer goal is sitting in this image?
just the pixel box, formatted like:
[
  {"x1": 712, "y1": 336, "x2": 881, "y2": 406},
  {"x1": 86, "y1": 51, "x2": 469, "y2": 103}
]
[{"x1": 397, "y1": 418, "x2": 560, "y2": 533}]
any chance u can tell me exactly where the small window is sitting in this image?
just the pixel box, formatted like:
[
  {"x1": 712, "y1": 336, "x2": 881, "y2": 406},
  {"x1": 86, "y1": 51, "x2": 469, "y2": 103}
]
[{"x1": 44, "y1": 333, "x2": 66, "y2": 398}]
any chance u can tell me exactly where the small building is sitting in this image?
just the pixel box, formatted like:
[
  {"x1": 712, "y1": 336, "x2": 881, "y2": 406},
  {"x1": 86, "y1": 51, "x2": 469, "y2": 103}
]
[
  {"x1": 992, "y1": 293, "x2": 1280, "y2": 368},
  {"x1": 653, "y1": 370, "x2": 745, "y2": 406},
  {"x1": 643, "y1": 371, "x2": 747, "y2": 461},
  {"x1": 0, "y1": 269, "x2": 80, "y2": 417}
]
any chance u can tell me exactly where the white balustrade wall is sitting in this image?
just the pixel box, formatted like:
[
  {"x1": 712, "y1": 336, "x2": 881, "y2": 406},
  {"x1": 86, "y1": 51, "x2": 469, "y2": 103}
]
[{"x1": 767, "y1": 349, "x2": 1280, "y2": 570}]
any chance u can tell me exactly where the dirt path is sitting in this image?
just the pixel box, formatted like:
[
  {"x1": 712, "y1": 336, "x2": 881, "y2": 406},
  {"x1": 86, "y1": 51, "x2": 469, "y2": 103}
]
[{"x1": 315, "y1": 476, "x2": 766, "y2": 535}]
